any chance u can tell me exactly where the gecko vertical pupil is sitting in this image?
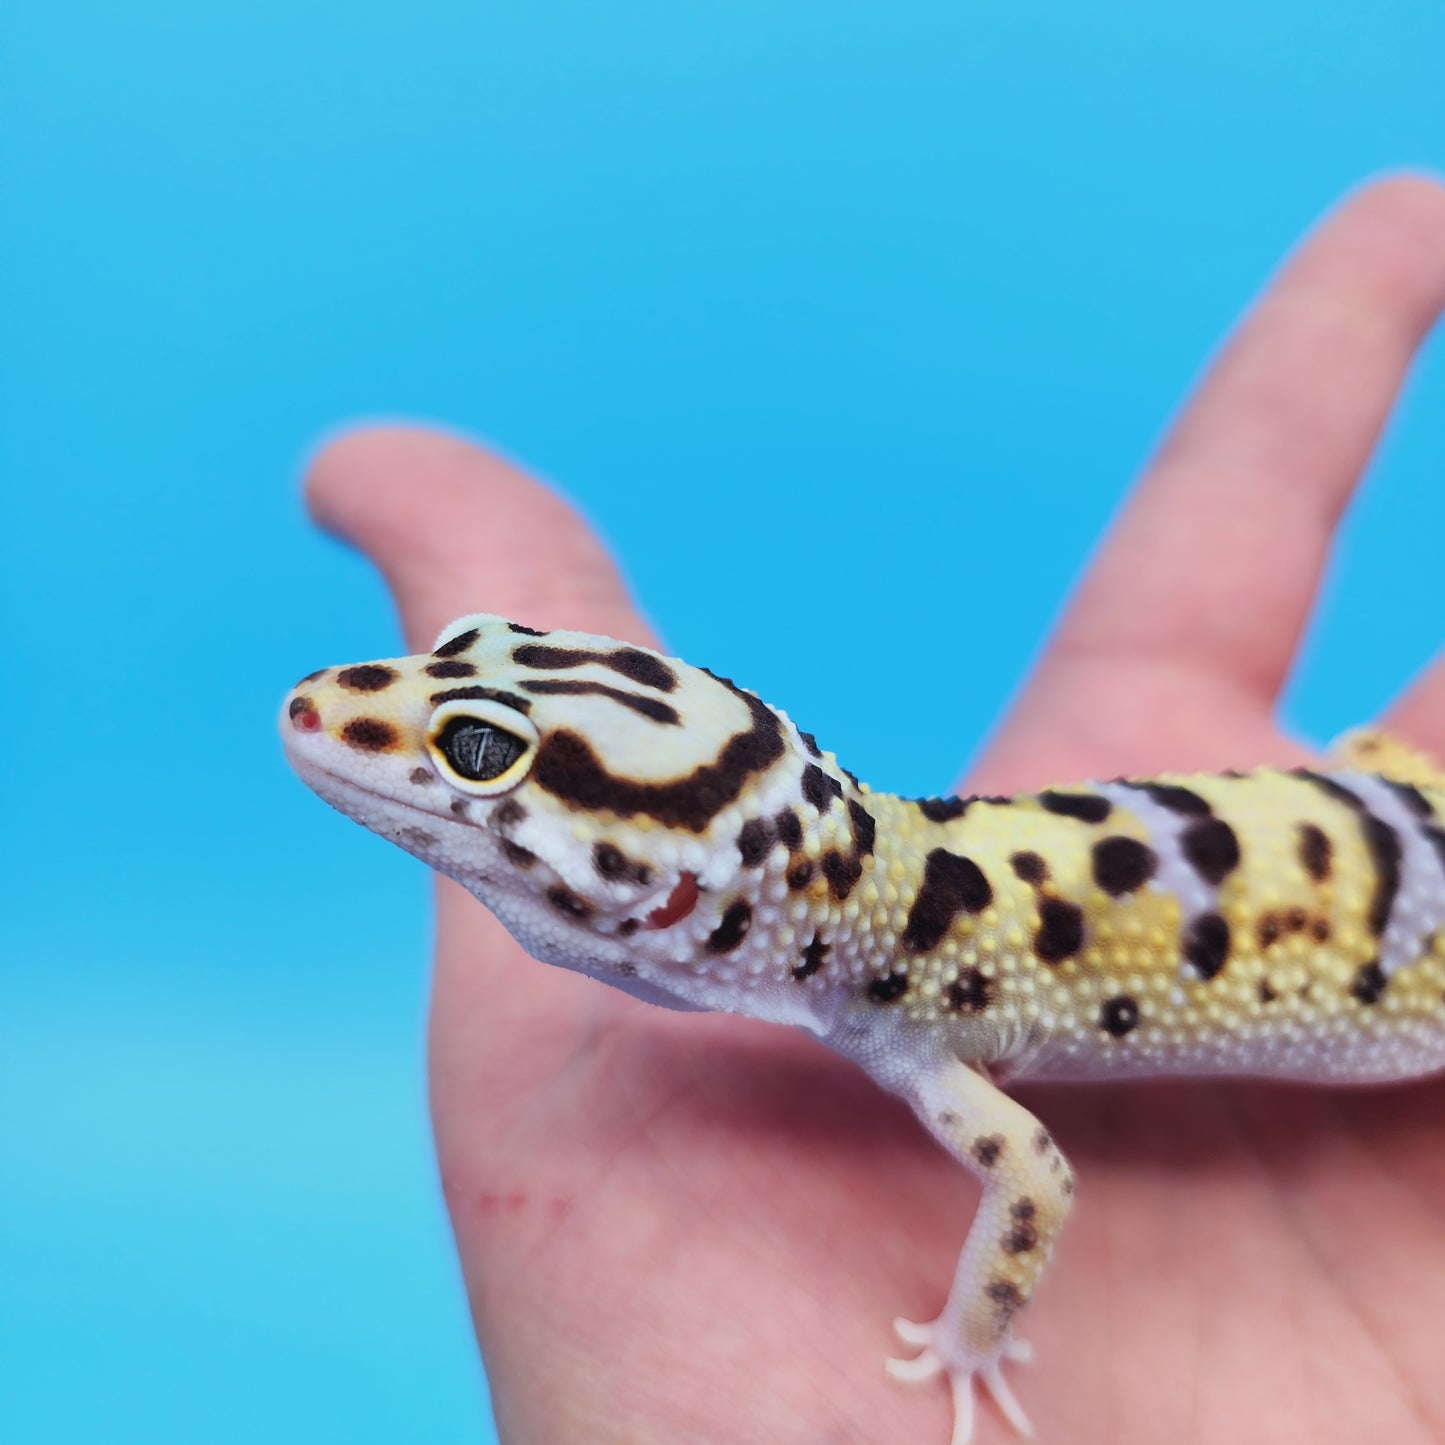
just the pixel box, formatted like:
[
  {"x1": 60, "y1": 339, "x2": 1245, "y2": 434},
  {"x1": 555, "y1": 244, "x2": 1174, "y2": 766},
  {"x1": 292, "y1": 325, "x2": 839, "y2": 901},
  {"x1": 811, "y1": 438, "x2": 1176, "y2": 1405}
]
[{"x1": 437, "y1": 716, "x2": 528, "y2": 781}]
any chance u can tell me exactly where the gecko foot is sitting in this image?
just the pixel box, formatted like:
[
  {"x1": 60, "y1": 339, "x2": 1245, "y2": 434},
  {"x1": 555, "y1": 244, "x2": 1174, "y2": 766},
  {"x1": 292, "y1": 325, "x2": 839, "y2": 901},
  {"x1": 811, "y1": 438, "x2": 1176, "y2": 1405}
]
[{"x1": 886, "y1": 1317, "x2": 1034, "y2": 1444}]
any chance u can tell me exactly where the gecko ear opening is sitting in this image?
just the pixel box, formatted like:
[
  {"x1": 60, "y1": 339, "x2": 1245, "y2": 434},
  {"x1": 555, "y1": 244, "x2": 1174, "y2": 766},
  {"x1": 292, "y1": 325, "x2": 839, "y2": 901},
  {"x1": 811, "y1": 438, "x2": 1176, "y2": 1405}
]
[{"x1": 428, "y1": 698, "x2": 539, "y2": 795}]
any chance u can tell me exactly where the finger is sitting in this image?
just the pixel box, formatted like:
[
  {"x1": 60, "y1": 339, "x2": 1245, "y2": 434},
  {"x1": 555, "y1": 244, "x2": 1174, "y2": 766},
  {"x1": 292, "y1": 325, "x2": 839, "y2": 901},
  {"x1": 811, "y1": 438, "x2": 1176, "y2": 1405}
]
[
  {"x1": 1061, "y1": 175, "x2": 1445, "y2": 693},
  {"x1": 1380, "y1": 651, "x2": 1445, "y2": 762},
  {"x1": 305, "y1": 423, "x2": 653, "y2": 653}
]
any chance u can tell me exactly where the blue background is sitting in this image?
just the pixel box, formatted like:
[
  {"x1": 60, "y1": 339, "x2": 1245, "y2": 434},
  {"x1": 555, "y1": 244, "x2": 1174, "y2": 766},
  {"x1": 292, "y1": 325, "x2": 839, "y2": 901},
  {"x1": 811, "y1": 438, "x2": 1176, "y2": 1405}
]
[{"x1": 4, "y1": 3, "x2": 1443, "y2": 1441}]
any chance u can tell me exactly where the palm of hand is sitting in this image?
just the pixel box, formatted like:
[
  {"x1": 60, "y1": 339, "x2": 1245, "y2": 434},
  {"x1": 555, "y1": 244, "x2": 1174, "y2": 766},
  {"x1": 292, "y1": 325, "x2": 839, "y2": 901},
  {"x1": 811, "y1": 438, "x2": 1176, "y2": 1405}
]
[{"x1": 307, "y1": 178, "x2": 1445, "y2": 1444}]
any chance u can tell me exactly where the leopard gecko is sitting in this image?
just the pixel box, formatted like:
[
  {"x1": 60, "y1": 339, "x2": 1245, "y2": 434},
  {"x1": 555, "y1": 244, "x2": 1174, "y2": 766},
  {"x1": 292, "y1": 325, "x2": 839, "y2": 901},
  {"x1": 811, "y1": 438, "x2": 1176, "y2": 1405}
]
[{"x1": 281, "y1": 614, "x2": 1445, "y2": 1444}]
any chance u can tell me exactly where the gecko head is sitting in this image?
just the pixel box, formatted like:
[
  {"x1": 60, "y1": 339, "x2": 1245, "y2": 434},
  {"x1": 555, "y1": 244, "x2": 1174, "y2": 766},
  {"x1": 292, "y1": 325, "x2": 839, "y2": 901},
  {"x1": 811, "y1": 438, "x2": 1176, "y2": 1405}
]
[{"x1": 281, "y1": 613, "x2": 821, "y2": 986}]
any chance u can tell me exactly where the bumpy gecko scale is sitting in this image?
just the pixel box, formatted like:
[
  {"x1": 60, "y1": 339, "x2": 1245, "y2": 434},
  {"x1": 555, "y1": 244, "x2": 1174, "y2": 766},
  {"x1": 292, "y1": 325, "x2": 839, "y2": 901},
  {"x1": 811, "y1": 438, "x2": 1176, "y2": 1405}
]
[{"x1": 282, "y1": 616, "x2": 1445, "y2": 1444}]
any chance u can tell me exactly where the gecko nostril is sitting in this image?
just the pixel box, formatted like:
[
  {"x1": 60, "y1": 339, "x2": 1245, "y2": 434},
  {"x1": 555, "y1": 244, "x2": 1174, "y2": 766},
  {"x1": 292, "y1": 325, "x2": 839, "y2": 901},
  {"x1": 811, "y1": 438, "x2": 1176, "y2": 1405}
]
[{"x1": 289, "y1": 695, "x2": 322, "y2": 732}]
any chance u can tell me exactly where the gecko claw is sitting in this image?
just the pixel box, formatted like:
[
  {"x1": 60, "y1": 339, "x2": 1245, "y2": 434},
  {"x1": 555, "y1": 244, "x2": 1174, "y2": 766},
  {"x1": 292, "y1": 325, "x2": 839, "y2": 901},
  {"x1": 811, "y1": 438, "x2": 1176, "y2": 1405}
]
[{"x1": 885, "y1": 1317, "x2": 1034, "y2": 1443}]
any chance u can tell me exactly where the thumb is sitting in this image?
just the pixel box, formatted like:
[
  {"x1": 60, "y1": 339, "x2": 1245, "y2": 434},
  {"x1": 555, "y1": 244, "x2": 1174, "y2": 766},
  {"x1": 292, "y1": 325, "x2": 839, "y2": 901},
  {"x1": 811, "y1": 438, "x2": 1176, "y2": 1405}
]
[{"x1": 304, "y1": 423, "x2": 655, "y2": 653}]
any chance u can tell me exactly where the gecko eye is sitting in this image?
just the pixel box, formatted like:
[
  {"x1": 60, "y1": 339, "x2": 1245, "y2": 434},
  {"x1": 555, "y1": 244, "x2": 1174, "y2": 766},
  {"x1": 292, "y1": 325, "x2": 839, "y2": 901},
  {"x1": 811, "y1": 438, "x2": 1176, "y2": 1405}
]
[{"x1": 428, "y1": 699, "x2": 538, "y2": 795}]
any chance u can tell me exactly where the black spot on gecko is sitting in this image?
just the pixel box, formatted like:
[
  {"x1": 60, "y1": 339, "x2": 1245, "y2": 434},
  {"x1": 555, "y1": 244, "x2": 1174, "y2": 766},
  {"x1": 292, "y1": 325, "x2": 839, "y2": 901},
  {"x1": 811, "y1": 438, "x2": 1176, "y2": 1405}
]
[
  {"x1": 902, "y1": 850, "x2": 993, "y2": 951},
  {"x1": 507, "y1": 622, "x2": 548, "y2": 637},
  {"x1": 513, "y1": 643, "x2": 678, "y2": 693},
  {"x1": 1181, "y1": 818, "x2": 1241, "y2": 885},
  {"x1": 341, "y1": 718, "x2": 398, "y2": 752},
  {"x1": 867, "y1": 971, "x2": 910, "y2": 1003},
  {"x1": 593, "y1": 842, "x2": 653, "y2": 886},
  {"x1": 972, "y1": 1134, "x2": 1005, "y2": 1167},
  {"x1": 546, "y1": 886, "x2": 591, "y2": 920},
  {"x1": 1297, "y1": 822, "x2": 1333, "y2": 882},
  {"x1": 1127, "y1": 781, "x2": 1212, "y2": 816},
  {"x1": 847, "y1": 799, "x2": 876, "y2": 856},
  {"x1": 786, "y1": 859, "x2": 815, "y2": 890},
  {"x1": 532, "y1": 685, "x2": 785, "y2": 832},
  {"x1": 1100, "y1": 995, "x2": 1140, "y2": 1036},
  {"x1": 409, "y1": 767, "x2": 433, "y2": 785},
  {"x1": 1033, "y1": 1127, "x2": 1053, "y2": 1155},
  {"x1": 915, "y1": 796, "x2": 971, "y2": 823},
  {"x1": 1292, "y1": 768, "x2": 1366, "y2": 812},
  {"x1": 1350, "y1": 960, "x2": 1387, "y2": 1005},
  {"x1": 425, "y1": 659, "x2": 477, "y2": 680},
  {"x1": 1010, "y1": 851, "x2": 1049, "y2": 885},
  {"x1": 1035, "y1": 897, "x2": 1084, "y2": 963},
  {"x1": 491, "y1": 799, "x2": 526, "y2": 830},
  {"x1": 1184, "y1": 912, "x2": 1230, "y2": 979},
  {"x1": 1003, "y1": 1199, "x2": 1039, "y2": 1254},
  {"x1": 1040, "y1": 790, "x2": 1111, "y2": 824},
  {"x1": 793, "y1": 937, "x2": 829, "y2": 980},
  {"x1": 337, "y1": 664, "x2": 398, "y2": 692},
  {"x1": 1359, "y1": 811, "x2": 1402, "y2": 937},
  {"x1": 1091, "y1": 836, "x2": 1157, "y2": 896},
  {"x1": 433, "y1": 628, "x2": 479, "y2": 658},
  {"x1": 705, "y1": 899, "x2": 752, "y2": 953},
  {"x1": 798, "y1": 730, "x2": 822, "y2": 757},
  {"x1": 985, "y1": 1280, "x2": 1026, "y2": 1325},
  {"x1": 775, "y1": 810, "x2": 803, "y2": 849},
  {"x1": 450, "y1": 798, "x2": 469, "y2": 818},
  {"x1": 429, "y1": 684, "x2": 533, "y2": 713},
  {"x1": 1258, "y1": 979, "x2": 1278, "y2": 1003},
  {"x1": 521, "y1": 679, "x2": 680, "y2": 726},
  {"x1": 616, "y1": 918, "x2": 640, "y2": 938},
  {"x1": 820, "y1": 850, "x2": 863, "y2": 901},
  {"x1": 737, "y1": 817, "x2": 775, "y2": 866},
  {"x1": 802, "y1": 764, "x2": 843, "y2": 812},
  {"x1": 1258, "y1": 914, "x2": 1282, "y2": 949},
  {"x1": 502, "y1": 840, "x2": 537, "y2": 869},
  {"x1": 946, "y1": 967, "x2": 994, "y2": 1014}
]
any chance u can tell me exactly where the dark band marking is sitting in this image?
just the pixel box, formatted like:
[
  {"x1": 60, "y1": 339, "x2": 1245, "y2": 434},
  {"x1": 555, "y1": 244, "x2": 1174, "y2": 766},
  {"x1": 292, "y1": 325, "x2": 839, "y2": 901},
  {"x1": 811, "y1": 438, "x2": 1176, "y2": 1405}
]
[
  {"x1": 946, "y1": 967, "x2": 994, "y2": 1014},
  {"x1": 502, "y1": 840, "x2": 537, "y2": 869},
  {"x1": 786, "y1": 860, "x2": 815, "y2": 890},
  {"x1": 429, "y1": 684, "x2": 533, "y2": 713},
  {"x1": 424, "y1": 659, "x2": 477, "y2": 680},
  {"x1": 1091, "y1": 836, "x2": 1157, "y2": 896},
  {"x1": 616, "y1": 918, "x2": 640, "y2": 938},
  {"x1": 433, "y1": 628, "x2": 478, "y2": 658},
  {"x1": 593, "y1": 842, "x2": 653, "y2": 886},
  {"x1": 1040, "y1": 790, "x2": 1111, "y2": 824},
  {"x1": 1350, "y1": 960, "x2": 1387, "y2": 1005},
  {"x1": 491, "y1": 799, "x2": 527, "y2": 830},
  {"x1": 972, "y1": 1134, "x2": 1004, "y2": 1167},
  {"x1": 1298, "y1": 822, "x2": 1333, "y2": 882},
  {"x1": 507, "y1": 622, "x2": 547, "y2": 637},
  {"x1": 793, "y1": 937, "x2": 829, "y2": 980},
  {"x1": 337, "y1": 664, "x2": 397, "y2": 693},
  {"x1": 341, "y1": 718, "x2": 397, "y2": 752},
  {"x1": 985, "y1": 1280, "x2": 1025, "y2": 1325},
  {"x1": 521, "y1": 679, "x2": 680, "y2": 726},
  {"x1": 775, "y1": 810, "x2": 803, "y2": 849},
  {"x1": 847, "y1": 799, "x2": 876, "y2": 856},
  {"x1": 705, "y1": 899, "x2": 753, "y2": 953},
  {"x1": 546, "y1": 886, "x2": 591, "y2": 920},
  {"x1": 737, "y1": 817, "x2": 775, "y2": 866},
  {"x1": 1184, "y1": 912, "x2": 1230, "y2": 980},
  {"x1": 802, "y1": 763, "x2": 843, "y2": 812},
  {"x1": 1385, "y1": 780, "x2": 1434, "y2": 818},
  {"x1": 867, "y1": 971, "x2": 910, "y2": 1003},
  {"x1": 902, "y1": 850, "x2": 994, "y2": 951},
  {"x1": 1181, "y1": 818, "x2": 1241, "y2": 885},
  {"x1": 1035, "y1": 897, "x2": 1084, "y2": 963},
  {"x1": 915, "y1": 796, "x2": 971, "y2": 823},
  {"x1": 512, "y1": 643, "x2": 677, "y2": 693},
  {"x1": 1010, "y1": 851, "x2": 1048, "y2": 886},
  {"x1": 1292, "y1": 768, "x2": 1367, "y2": 812},
  {"x1": 1125, "y1": 781, "x2": 1212, "y2": 816},
  {"x1": 1359, "y1": 811, "x2": 1402, "y2": 937},
  {"x1": 798, "y1": 730, "x2": 823, "y2": 757},
  {"x1": 820, "y1": 850, "x2": 863, "y2": 901},
  {"x1": 1100, "y1": 995, "x2": 1140, "y2": 1036},
  {"x1": 532, "y1": 685, "x2": 784, "y2": 832},
  {"x1": 1424, "y1": 826, "x2": 1445, "y2": 879},
  {"x1": 1003, "y1": 1199, "x2": 1039, "y2": 1255}
]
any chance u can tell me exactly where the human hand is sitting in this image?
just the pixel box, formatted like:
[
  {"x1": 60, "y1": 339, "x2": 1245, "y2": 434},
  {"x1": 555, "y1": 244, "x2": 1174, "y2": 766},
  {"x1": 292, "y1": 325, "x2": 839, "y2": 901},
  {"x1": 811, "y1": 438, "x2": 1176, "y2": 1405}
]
[{"x1": 305, "y1": 174, "x2": 1445, "y2": 1444}]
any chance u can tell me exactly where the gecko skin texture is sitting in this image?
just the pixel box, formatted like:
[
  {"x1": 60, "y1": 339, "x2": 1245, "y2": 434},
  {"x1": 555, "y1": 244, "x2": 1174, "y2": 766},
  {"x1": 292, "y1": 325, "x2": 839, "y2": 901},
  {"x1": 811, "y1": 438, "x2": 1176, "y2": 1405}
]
[{"x1": 282, "y1": 616, "x2": 1445, "y2": 1444}]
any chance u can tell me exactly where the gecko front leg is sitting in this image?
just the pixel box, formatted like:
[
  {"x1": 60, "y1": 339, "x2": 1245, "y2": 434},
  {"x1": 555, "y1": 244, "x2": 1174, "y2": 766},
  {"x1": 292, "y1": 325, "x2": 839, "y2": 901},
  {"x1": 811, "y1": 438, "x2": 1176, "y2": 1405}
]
[{"x1": 886, "y1": 1058, "x2": 1074, "y2": 1444}]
